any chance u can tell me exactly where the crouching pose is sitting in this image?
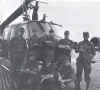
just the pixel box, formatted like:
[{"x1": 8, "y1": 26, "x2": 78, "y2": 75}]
[
  {"x1": 40, "y1": 62, "x2": 61, "y2": 90},
  {"x1": 58, "y1": 59, "x2": 75, "y2": 90}
]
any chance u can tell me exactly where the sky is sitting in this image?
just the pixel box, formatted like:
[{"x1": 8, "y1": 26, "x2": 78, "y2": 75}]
[{"x1": 0, "y1": 0, "x2": 100, "y2": 41}]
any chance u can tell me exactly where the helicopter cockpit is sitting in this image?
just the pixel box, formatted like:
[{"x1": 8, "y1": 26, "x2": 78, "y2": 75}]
[{"x1": 3, "y1": 20, "x2": 61, "y2": 41}]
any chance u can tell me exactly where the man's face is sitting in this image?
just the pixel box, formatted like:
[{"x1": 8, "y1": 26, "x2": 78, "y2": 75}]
[
  {"x1": 49, "y1": 32, "x2": 55, "y2": 37},
  {"x1": 18, "y1": 31, "x2": 24, "y2": 37},
  {"x1": 64, "y1": 33, "x2": 69, "y2": 39},
  {"x1": 83, "y1": 34, "x2": 89, "y2": 40}
]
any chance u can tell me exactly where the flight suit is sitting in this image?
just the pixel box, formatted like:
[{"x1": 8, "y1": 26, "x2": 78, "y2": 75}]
[
  {"x1": 56, "y1": 39, "x2": 75, "y2": 67},
  {"x1": 9, "y1": 37, "x2": 27, "y2": 71},
  {"x1": 27, "y1": 35, "x2": 41, "y2": 70},
  {"x1": 75, "y1": 40, "x2": 95, "y2": 90},
  {"x1": 9, "y1": 36, "x2": 27, "y2": 90},
  {"x1": 40, "y1": 35, "x2": 57, "y2": 65},
  {"x1": 39, "y1": 33, "x2": 59, "y2": 90},
  {"x1": 32, "y1": 5, "x2": 39, "y2": 20}
]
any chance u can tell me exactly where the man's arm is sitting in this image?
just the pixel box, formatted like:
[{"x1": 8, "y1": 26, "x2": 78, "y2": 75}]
[{"x1": 91, "y1": 42, "x2": 96, "y2": 56}]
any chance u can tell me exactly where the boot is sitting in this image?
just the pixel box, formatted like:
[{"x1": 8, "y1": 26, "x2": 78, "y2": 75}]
[
  {"x1": 74, "y1": 80, "x2": 81, "y2": 90},
  {"x1": 86, "y1": 80, "x2": 90, "y2": 90}
]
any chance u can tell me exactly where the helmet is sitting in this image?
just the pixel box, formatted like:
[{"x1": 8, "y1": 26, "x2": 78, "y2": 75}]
[
  {"x1": 49, "y1": 29, "x2": 54, "y2": 33},
  {"x1": 83, "y1": 32, "x2": 89, "y2": 36},
  {"x1": 64, "y1": 30, "x2": 69, "y2": 35}
]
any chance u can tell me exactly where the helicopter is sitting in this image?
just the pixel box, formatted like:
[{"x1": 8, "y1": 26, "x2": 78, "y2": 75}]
[
  {"x1": 0, "y1": 1, "x2": 76, "y2": 90},
  {"x1": 0, "y1": 0, "x2": 62, "y2": 41}
]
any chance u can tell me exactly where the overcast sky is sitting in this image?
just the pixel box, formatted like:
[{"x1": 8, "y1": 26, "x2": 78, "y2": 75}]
[{"x1": 0, "y1": 0, "x2": 100, "y2": 41}]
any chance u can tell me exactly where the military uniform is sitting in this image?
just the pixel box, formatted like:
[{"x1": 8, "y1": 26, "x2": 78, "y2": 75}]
[
  {"x1": 39, "y1": 31, "x2": 60, "y2": 90},
  {"x1": 9, "y1": 36, "x2": 27, "y2": 71},
  {"x1": 9, "y1": 28, "x2": 27, "y2": 90},
  {"x1": 27, "y1": 34, "x2": 41, "y2": 70},
  {"x1": 40, "y1": 34, "x2": 57, "y2": 65},
  {"x1": 56, "y1": 38, "x2": 75, "y2": 67},
  {"x1": 75, "y1": 35, "x2": 95, "y2": 90}
]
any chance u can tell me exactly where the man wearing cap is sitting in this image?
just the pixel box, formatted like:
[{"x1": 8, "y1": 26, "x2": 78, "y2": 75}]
[
  {"x1": 75, "y1": 32, "x2": 96, "y2": 90},
  {"x1": 9, "y1": 27, "x2": 27, "y2": 89}
]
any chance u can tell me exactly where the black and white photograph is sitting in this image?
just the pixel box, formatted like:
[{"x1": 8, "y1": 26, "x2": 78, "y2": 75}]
[{"x1": 0, "y1": 0, "x2": 100, "y2": 90}]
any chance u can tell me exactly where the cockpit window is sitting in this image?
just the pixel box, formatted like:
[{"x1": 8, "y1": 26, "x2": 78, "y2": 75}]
[{"x1": 3, "y1": 21, "x2": 58, "y2": 40}]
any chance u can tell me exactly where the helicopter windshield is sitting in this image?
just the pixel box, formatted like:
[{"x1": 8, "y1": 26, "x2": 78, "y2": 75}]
[{"x1": 3, "y1": 21, "x2": 58, "y2": 40}]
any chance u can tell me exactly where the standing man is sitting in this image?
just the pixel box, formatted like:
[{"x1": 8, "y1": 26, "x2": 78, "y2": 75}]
[
  {"x1": 56, "y1": 30, "x2": 76, "y2": 67},
  {"x1": 27, "y1": 31, "x2": 41, "y2": 70},
  {"x1": 56, "y1": 30, "x2": 76, "y2": 90},
  {"x1": 9, "y1": 27, "x2": 27, "y2": 90},
  {"x1": 32, "y1": 1, "x2": 39, "y2": 20},
  {"x1": 40, "y1": 30, "x2": 58, "y2": 65},
  {"x1": 9, "y1": 27, "x2": 27, "y2": 71},
  {"x1": 75, "y1": 32, "x2": 96, "y2": 90}
]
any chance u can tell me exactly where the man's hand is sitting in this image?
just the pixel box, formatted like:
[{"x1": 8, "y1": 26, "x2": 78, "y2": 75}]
[
  {"x1": 45, "y1": 41, "x2": 53, "y2": 44},
  {"x1": 58, "y1": 45, "x2": 65, "y2": 48},
  {"x1": 58, "y1": 45, "x2": 71, "y2": 50},
  {"x1": 91, "y1": 61, "x2": 96, "y2": 64}
]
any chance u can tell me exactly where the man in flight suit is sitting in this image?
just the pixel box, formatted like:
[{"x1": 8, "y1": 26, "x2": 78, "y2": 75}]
[
  {"x1": 9, "y1": 27, "x2": 27, "y2": 71},
  {"x1": 56, "y1": 30, "x2": 76, "y2": 67},
  {"x1": 32, "y1": 1, "x2": 39, "y2": 20},
  {"x1": 40, "y1": 30, "x2": 60, "y2": 90},
  {"x1": 40, "y1": 30, "x2": 57, "y2": 65},
  {"x1": 27, "y1": 31, "x2": 41, "y2": 70},
  {"x1": 75, "y1": 32, "x2": 96, "y2": 90},
  {"x1": 9, "y1": 27, "x2": 27, "y2": 90}
]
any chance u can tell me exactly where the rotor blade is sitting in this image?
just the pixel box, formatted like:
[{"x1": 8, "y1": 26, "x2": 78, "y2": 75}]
[
  {"x1": 0, "y1": 0, "x2": 35, "y2": 34},
  {"x1": 35, "y1": 0, "x2": 48, "y2": 4},
  {"x1": 39, "y1": 1, "x2": 48, "y2": 4}
]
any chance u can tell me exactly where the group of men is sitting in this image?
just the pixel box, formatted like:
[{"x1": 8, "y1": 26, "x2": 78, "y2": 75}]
[{"x1": 8, "y1": 27, "x2": 96, "y2": 90}]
